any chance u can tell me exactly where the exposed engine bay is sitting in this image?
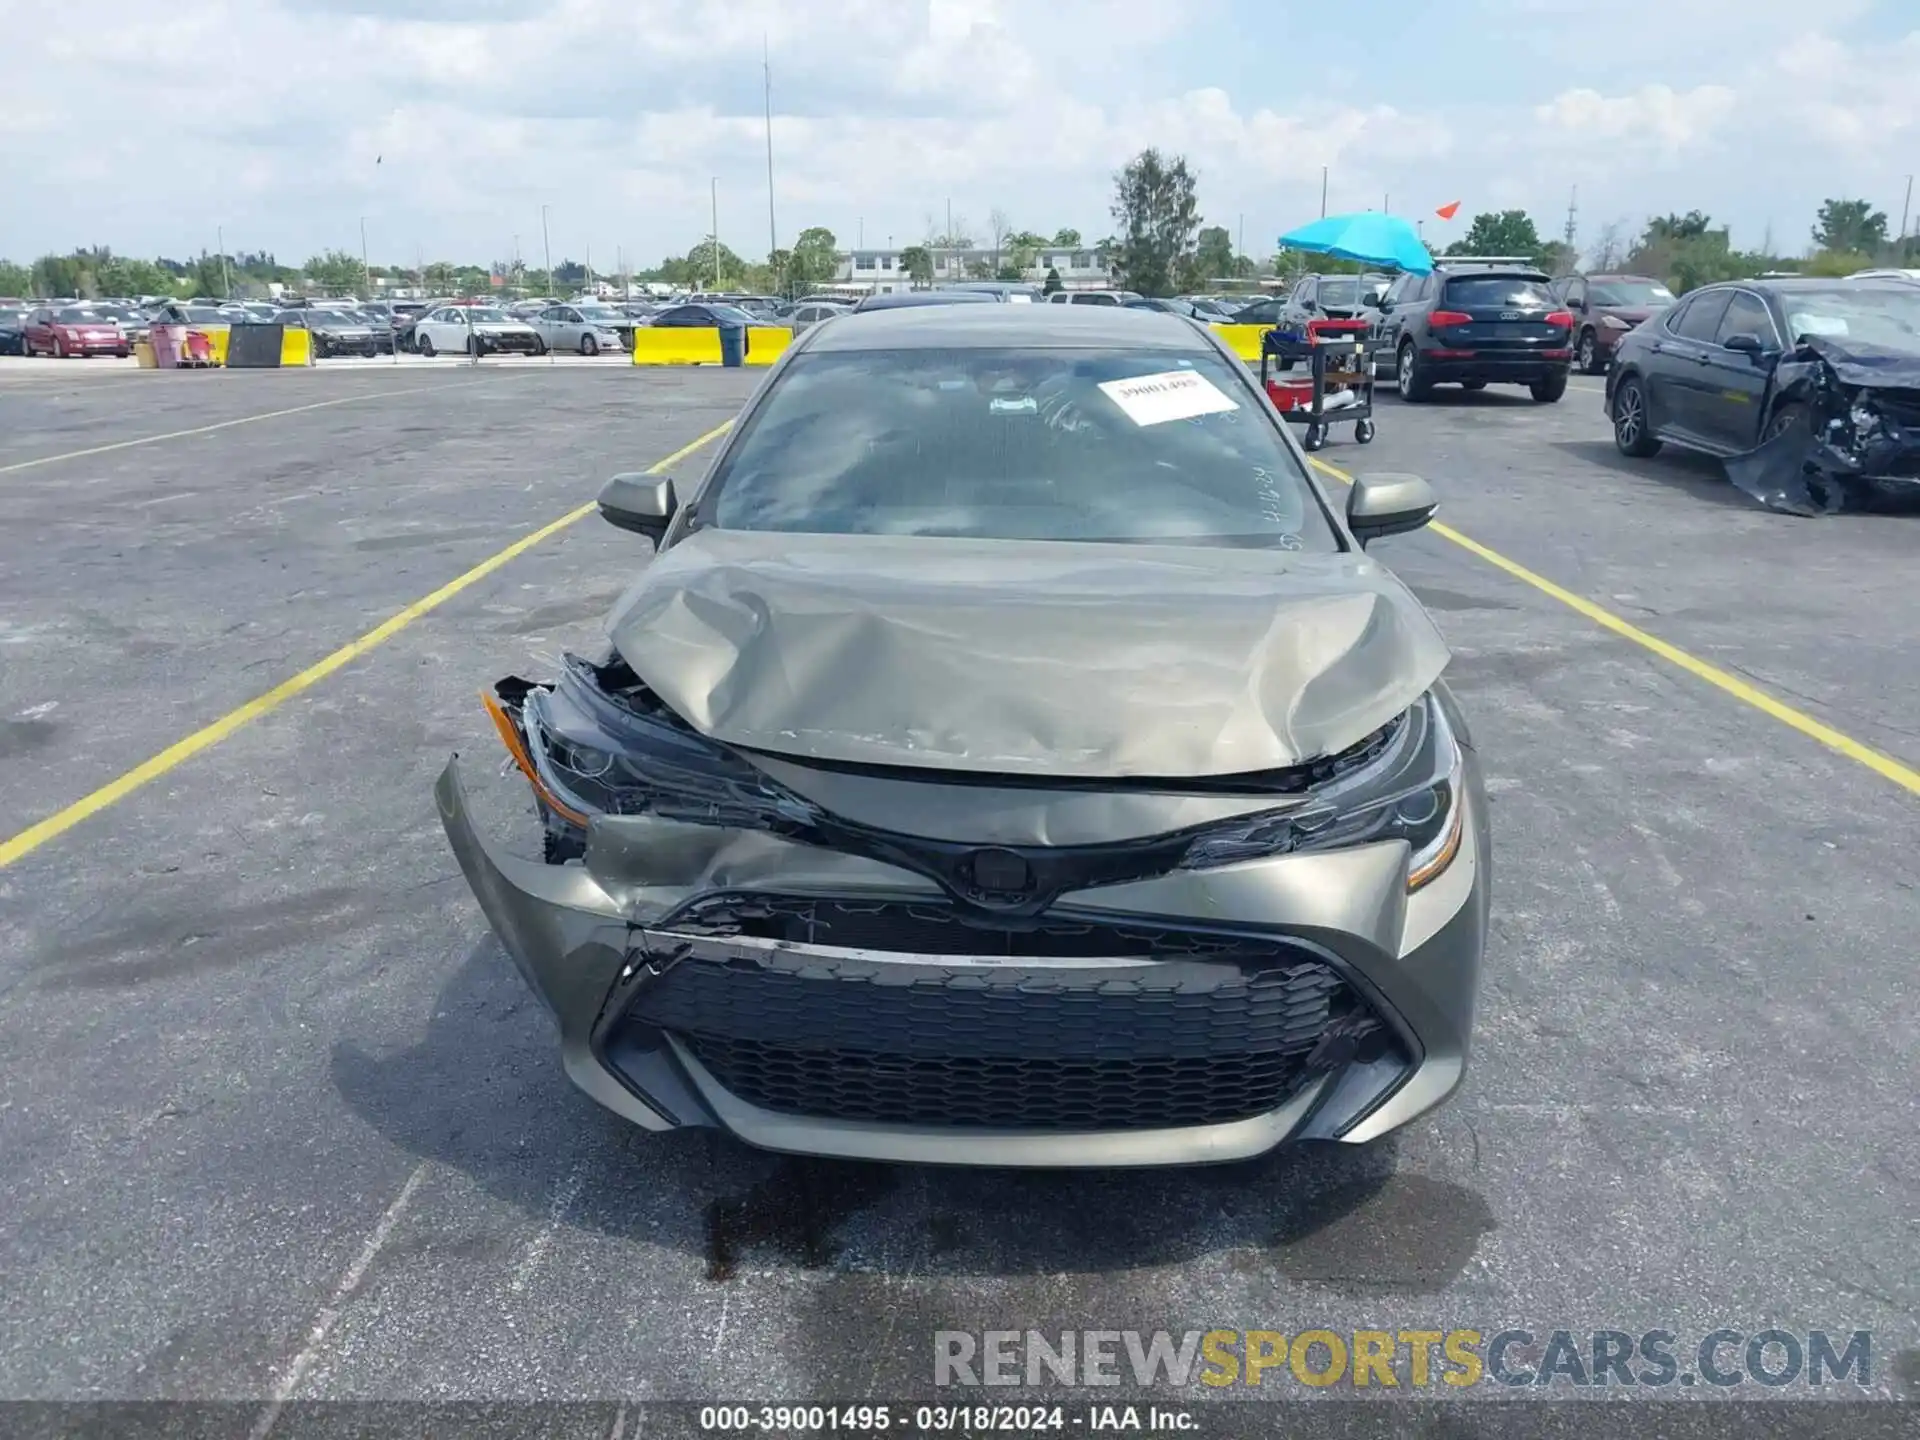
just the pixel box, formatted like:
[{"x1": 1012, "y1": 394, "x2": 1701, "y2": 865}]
[{"x1": 1725, "y1": 336, "x2": 1920, "y2": 516}]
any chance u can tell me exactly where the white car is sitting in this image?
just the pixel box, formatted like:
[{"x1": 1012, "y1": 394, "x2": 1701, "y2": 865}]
[
  {"x1": 530, "y1": 303, "x2": 631, "y2": 355},
  {"x1": 411, "y1": 305, "x2": 543, "y2": 357}
]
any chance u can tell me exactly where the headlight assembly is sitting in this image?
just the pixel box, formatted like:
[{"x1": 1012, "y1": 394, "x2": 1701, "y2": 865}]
[
  {"x1": 508, "y1": 655, "x2": 821, "y2": 833},
  {"x1": 1179, "y1": 693, "x2": 1465, "y2": 891}
]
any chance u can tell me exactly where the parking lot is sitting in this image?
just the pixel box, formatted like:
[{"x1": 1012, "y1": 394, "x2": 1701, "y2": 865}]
[{"x1": 0, "y1": 359, "x2": 1915, "y2": 1415}]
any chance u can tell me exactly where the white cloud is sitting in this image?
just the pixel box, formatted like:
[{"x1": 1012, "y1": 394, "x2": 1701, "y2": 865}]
[{"x1": 1534, "y1": 85, "x2": 1737, "y2": 151}]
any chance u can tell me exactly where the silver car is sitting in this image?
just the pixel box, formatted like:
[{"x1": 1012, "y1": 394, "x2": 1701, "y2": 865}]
[
  {"x1": 531, "y1": 302, "x2": 630, "y2": 355},
  {"x1": 787, "y1": 301, "x2": 850, "y2": 335},
  {"x1": 438, "y1": 304, "x2": 1489, "y2": 1168}
]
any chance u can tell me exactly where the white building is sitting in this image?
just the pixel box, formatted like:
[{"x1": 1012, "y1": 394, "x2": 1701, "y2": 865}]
[{"x1": 833, "y1": 245, "x2": 1112, "y2": 294}]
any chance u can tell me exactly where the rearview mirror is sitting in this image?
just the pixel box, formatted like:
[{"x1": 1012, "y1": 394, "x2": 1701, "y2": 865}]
[
  {"x1": 1346, "y1": 473, "x2": 1437, "y2": 548},
  {"x1": 598, "y1": 473, "x2": 677, "y2": 543}
]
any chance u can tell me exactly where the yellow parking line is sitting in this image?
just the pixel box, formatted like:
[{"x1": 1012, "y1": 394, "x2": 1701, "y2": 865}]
[
  {"x1": 1311, "y1": 456, "x2": 1920, "y2": 797},
  {"x1": 0, "y1": 381, "x2": 490, "y2": 476},
  {"x1": 0, "y1": 420, "x2": 735, "y2": 869}
]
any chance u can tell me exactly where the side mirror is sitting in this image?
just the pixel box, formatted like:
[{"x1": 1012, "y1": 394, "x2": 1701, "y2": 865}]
[
  {"x1": 1375, "y1": 297, "x2": 1393, "y2": 312},
  {"x1": 1723, "y1": 333, "x2": 1764, "y2": 356},
  {"x1": 598, "y1": 473, "x2": 677, "y2": 543},
  {"x1": 1346, "y1": 472, "x2": 1437, "y2": 548}
]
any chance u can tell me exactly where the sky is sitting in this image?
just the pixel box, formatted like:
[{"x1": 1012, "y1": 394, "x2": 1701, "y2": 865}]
[{"x1": 3, "y1": 0, "x2": 1917, "y2": 270}]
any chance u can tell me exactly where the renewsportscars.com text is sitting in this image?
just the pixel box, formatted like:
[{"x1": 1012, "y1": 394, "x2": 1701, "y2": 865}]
[{"x1": 933, "y1": 1329, "x2": 1873, "y2": 1391}]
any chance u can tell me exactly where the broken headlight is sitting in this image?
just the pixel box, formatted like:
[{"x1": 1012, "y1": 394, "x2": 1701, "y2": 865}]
[
  {"x1": 512, "y1": 655, "x2": 821, "y2": 833},
  {"x1": 1179, "y1": 692, "x2": 1464, "y2": 891}
]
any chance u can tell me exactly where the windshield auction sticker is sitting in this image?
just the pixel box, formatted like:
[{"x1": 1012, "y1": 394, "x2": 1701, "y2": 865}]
[{"x1": 1098, "y1": 369, "x2": 1239, "y2": 426}]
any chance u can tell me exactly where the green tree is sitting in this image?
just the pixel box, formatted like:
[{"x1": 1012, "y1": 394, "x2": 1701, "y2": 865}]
[
  {"x1": 1445, "y1": 210, "x2": 1542, "y2": 258},
  {"x1": 1109, "y1": 147, "x2": 1200, "y2": 297},
  {"x1": 1193, "y1": 225, "x2": 1235, "y2": 285},
  {"x1": 0, "y1": 259, "x2": 30, "y2": 295},
  {"x1": 1642, "y1": 211, "x2": 1714, "y2": 244},
  {"x1": 31, "y1": 254, "x2": 86, "y2": 297},
  {"x1": 1042, "y1": 265, "x2": 1063, "y2": 294},
  {"x1": 684, "y1": 236, "x2": 749, "y2": 288},
  {"x1": 1533, "y1": 240, "x2": 1578, "y2": 278},
  {"x1": 782, "y1": 227, "x2": 838, "y2": 294},
  {"x1": 1811, "y1": 198, "x2": 1888, "y2": 255},
  {"x1": 303, "y1": 249, "x2": 365, "y2": 294},
  {"x1": 1051, "y1": 228, "x2": 1082, "y2": 247},
  {"x1": 900, "y1": 245, "x2": 933, "y2": 287},
  {"x1": 1003, "y1": 230, "x2": 1047, "y2": 279},
  {"x1": 554, "y1": 258, "x2": 588, "y2": 286}
]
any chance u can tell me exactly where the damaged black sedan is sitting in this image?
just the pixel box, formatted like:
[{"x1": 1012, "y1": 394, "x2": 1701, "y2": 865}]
[
  {"x1": 437, "y1": 304, "x2": 1490, "y2": 1167},
  {"x1": 1607, "y1": 277, "x2": 1920, "y2": 514}
]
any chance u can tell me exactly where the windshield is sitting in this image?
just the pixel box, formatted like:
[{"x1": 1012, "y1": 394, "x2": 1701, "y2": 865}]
[
  {"x1": 57, "y1": 308, "x2": 107, "y2": 323},
  {"x1": 1590, "y1": 280, "x2": 1674, "y2": 306},
  {"x1": 705, "y1": 304, "x2": 759, "y2": 324},
  {"x1": 1782, "y1": 288, "x2": 1920, "y2": 348},
  {"x1": 462, "y1": 307, "x2": 509, "y2": 323},
  {"x1": 1315, "y1": 279, "x2": 1385, "y2": 308},
  {"x1": 576, "y1": 306, "x2": 621, "y2": 323},
  {"x1": 704, "y1": 347, "x2": 1339, "y2": 549}
]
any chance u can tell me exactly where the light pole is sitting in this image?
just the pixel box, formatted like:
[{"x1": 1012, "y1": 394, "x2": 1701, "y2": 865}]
[
  {"x1": 711, "y1": 178, "x2": 721, "y2": 290},
  {"x1": 764, "y1": 36, "x2": 778, "y2": 267},
  {"x1": 217, "y1": 225, "x2": 230, "y2": 298},
  {"x1": 541, "y1": 205, "x2": 555, "y2": 365},
  {"x1": 1320, "y1": 167, "x2": 1328, "y2": 218}
]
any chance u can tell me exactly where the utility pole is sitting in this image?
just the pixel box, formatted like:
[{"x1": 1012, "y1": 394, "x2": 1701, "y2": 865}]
[
  {"x1": 1383, "y1": 193, "x2": 1390, "y2": 213},
  {"x1": 585, "y1": 242, "x2": 593, "y2": 295},
  {"x1": 858, "y1": 218, "x2": 864, "y2": 249},
  {"x1": 216, "y1": 225, "x2": 230, "y2": 298},
  {"x1": 359, "y1": 217, "x2": 372, "y2": 301},
  {"x1": 764, "y1": 36, "x2": 778, "y2": 265},
  {"x1": 541, "y1": 206, "x2": 553, "y2": 298},
  {"x1": 1563, "y1": 185, "x2": 1578, "y2": 251},
  {"x1": 1320, "y1": 167, "x2": 1329, "y2": 218},
  {"x1": 1901, "y1": 175, "x2": 1914, "y2": 248},
  {"x1": 711, "y1": 178, "x2": 721, "y2": 289}
]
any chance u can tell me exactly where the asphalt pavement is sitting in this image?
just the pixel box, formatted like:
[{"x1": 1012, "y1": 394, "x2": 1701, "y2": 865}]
[{"x1": 0, "y1": 360, "x2": 1914, "y2": 1420}]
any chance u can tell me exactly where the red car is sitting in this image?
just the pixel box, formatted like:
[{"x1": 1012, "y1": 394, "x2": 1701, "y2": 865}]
[
  {"x1": 22, "y1": 305, "x2": 132, "y2": 358},
  {"x1": 1551, "y1": 274, "x2": 1676, "y2": 375}
]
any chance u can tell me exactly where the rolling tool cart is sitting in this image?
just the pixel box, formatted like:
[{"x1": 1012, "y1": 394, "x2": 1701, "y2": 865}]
[{"x1": 1259, "y1": 317, "x2": 1377, "y2": 451}]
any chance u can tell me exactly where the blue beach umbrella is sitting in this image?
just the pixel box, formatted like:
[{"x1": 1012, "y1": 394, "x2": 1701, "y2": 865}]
[{"x1": 1278, "y1": 212, "x2": 1433, "y2": 274}]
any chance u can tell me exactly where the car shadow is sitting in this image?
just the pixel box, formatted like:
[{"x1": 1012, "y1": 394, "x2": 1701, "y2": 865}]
[
  {"x1": 332, "y1": 940, "x2": 1494, "y2": 1288},
  {"x1": 1373, "y1": 387, "x2": 1539, "y2": 409},
  {"x1": 1548, "y1": 439, "x2": 1759, "y2": 512}
]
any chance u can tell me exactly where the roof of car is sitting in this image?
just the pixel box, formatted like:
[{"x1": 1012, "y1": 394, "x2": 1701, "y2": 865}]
[
  {"x1": 805, "y1": 302, "x2": 1210, "y2": 352},
  {"x1": 1702, "y1": 276, "x2": 1914, "y2": 294},
  {"x1": 852, "y1": 290, "x2": 1000, "y2": 312}
]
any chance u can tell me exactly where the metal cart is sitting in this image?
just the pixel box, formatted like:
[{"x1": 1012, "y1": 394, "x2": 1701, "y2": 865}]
[{"x1": 1259, "y1": 320, "x2": 1377, "y2": 451}]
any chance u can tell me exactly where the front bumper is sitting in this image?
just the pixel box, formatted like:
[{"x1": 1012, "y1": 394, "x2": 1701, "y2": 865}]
[{"x1": 434, "y1": 739, "x2": 1491, "y2": 1168}]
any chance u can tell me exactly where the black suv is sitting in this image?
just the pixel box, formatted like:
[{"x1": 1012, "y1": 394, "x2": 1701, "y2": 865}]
[{"x1": 1372, "y1": 259, "x2": 1574, "y2": 402}]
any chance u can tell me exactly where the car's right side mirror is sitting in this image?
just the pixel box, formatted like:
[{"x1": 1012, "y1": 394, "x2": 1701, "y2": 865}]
[
  {"x1": 1346, "y1": 473, "x2": 1438, "y2": 548},
  {"x1": 598, "y1": 473, "x2": 677, "y2": 543}
]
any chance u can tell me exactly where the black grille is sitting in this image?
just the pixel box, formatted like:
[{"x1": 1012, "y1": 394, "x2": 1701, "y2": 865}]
[{"x1": 624, "y1": 897, "x2": 1386, "y2": 1131}]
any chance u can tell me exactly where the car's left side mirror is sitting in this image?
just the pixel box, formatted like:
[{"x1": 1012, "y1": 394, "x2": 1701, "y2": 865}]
[
  {"x1": 1346, "y1": 472, "x2": 1437, "y2": 548},
  {"x1": 598, "y1": 473, "x2": 677, "y2": 543},
  {"x1": 1723, "y1": 333, "x2": 1765, "y2": 357}
]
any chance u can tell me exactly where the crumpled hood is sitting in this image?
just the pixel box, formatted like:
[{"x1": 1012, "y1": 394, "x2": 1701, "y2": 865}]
[
  {"x1": 1795, "y1": 335, "x2": 1920, "y2": 388},
  {"x1": 606, "y1": 530, "x2": 1451, "y2": 778}
]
